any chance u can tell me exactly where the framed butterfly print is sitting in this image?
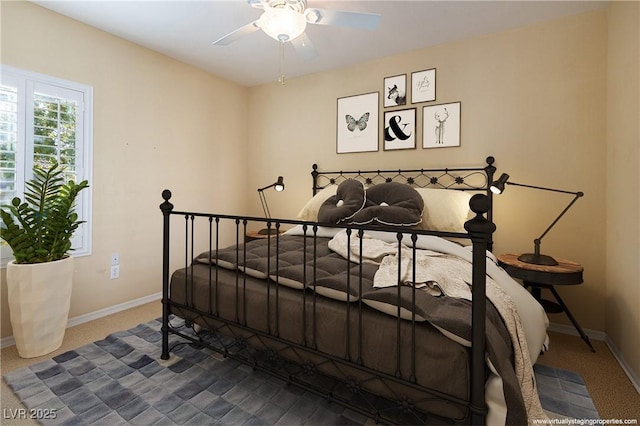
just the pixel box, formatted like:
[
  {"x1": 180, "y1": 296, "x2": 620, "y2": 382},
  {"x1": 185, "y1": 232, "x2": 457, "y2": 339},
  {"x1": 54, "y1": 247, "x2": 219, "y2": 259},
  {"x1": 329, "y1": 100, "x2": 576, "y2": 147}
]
[
  {"x1": 336, "y1": 92, "x2": 379, "y2": 154},
  {"x1": 411, "y1": 68, "x2": 436, "y2": 103},
  {"x1": 384, "y1": 108, "x2": 416, "y2": 151}
]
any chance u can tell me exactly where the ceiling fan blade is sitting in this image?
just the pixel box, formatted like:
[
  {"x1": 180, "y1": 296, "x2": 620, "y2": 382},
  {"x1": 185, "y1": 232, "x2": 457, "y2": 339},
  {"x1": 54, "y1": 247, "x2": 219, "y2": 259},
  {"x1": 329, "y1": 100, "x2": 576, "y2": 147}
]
[
  {"x1": 305, "y1": 8, "x2": 381, "y2": 31},
  {"x1": 212, "y1": 21, "x2": 260, "y2": 46},
  {"x1": 291, "y1": 33, "x2": 318, "y2": 61}
]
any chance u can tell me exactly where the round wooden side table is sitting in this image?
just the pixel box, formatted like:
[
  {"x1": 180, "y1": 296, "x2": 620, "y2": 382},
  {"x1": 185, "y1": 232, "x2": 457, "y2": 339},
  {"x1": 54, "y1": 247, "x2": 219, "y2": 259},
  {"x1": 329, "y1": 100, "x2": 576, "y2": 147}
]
[
  {"x1": 245, "y1": 229, "x2": 286, "y2": 242},
  {"x1": 497, "y1": 253, "x2": 595, "y2": 352}
]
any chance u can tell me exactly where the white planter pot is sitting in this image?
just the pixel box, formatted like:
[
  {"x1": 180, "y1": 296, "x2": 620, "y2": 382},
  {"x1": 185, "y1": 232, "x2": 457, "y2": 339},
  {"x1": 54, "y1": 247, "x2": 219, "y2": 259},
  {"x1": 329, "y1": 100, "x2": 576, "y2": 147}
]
[{"x1": 6, "y1": 256, "x2": 74, "y2": 358}]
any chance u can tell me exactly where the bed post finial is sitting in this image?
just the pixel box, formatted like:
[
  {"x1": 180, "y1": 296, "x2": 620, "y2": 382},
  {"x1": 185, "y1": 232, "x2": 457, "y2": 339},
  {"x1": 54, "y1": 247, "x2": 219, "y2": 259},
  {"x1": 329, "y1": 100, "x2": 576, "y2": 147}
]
[
  {"x1": 466, "y1": 194, "x2": 495, "y2": 233},
  {"x1": 484, "y1": 156, "x2": 496, "y2": 179},
  {"x1": 484, "y1": 157, "x2": 497, "y2": 190},
  {"x1": 160, "y1": 189, "x2": 173, "y2": 213}
]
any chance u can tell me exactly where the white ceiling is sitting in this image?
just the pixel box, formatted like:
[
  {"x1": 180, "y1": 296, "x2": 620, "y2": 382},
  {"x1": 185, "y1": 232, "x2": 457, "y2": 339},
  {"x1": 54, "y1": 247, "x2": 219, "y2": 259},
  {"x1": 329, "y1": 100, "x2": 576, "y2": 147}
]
[{"x1": 32, "y1": 0, "x2": 609, "y2": 87}]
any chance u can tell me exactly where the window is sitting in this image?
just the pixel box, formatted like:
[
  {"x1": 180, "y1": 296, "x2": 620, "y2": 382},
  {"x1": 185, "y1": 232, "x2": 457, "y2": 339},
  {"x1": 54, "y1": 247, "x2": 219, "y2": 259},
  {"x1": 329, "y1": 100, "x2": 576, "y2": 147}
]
[{"x1": 0, "y1": 65, "x2": 92, "y2": 265}]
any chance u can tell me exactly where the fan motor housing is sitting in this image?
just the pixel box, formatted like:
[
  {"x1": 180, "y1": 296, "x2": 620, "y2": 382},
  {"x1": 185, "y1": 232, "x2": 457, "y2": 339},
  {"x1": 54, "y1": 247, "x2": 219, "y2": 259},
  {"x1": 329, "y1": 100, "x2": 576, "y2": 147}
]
[{"x1": 250, "y1": 0, "x2": 307, "y2": 14}]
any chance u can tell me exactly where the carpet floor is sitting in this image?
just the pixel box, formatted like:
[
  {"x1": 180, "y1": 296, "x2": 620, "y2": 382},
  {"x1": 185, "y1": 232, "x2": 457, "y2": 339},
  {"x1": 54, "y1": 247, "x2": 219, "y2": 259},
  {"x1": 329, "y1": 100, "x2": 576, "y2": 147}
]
[{"x1": 3, "y1": 317, "x2": 599, "y2": 425}]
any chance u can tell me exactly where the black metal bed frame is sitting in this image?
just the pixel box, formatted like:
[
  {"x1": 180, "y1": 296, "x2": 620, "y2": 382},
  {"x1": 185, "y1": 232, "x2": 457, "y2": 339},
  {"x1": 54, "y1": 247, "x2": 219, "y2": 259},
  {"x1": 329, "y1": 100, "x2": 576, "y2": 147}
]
[{"x1": 160, "y1": 156, "x2": 497, "y2": 425}]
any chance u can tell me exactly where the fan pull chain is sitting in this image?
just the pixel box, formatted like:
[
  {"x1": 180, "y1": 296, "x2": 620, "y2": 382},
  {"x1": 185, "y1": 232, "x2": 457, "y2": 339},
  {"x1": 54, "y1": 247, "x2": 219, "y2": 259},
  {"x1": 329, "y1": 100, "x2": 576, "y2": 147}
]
[{"x1": 278, "y1": 40, "x2": 286, "y2": 85}]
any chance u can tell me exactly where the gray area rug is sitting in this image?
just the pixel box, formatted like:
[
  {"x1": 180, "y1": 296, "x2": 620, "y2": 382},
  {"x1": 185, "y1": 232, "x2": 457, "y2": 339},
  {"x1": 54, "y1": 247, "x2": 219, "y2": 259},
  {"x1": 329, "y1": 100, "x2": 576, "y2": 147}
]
[
  {"x1": 533, "y1": 363, "x2": 599, "y2": 420},
  {"x1": 4, "y1": 318, "x2": 599, "y2": 425}
]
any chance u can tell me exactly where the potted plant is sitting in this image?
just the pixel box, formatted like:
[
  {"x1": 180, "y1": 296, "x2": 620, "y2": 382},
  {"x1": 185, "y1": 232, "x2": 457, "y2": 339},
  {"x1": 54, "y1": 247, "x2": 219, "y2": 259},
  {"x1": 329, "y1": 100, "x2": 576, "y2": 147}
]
[{"x1": 1, "y1": 160, "x2": 89, "y2": 358}]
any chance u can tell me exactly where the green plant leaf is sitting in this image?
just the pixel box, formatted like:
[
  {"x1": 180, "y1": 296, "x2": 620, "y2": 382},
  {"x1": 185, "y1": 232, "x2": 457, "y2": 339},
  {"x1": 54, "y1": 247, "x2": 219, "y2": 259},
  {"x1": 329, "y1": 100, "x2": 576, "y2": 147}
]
[{"x1": 0, "y1": 160, "x2": 89, "y2": 264}]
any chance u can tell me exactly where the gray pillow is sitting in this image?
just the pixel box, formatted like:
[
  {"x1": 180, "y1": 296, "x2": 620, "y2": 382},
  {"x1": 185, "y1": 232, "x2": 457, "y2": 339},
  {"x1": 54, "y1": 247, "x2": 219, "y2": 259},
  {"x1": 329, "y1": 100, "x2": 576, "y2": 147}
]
[
  {"x1": 348, "y1": 182, "x2": 423, "y2": 227},
  {"x1": 317, "y1": 179, "x2": 366, "y2": 224}
]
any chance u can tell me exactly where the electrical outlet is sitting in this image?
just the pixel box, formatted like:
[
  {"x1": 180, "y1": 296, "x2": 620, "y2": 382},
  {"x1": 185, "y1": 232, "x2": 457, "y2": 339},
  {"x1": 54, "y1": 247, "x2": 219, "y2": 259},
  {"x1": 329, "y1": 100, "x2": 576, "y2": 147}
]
[
  {"x1": 110, "y1": 265, "x2": 120, "y2": 279},
  {"x1": 111, "y1": 252, "x2": 120, "y2": 266}
]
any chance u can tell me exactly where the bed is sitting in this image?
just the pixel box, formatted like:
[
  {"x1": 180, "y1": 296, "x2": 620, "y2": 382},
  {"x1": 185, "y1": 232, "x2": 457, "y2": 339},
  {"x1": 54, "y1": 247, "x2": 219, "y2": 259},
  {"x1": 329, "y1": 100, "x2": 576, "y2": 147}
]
[{"x1": 159, "y1": 156, "x2": 549, "y2": 425}]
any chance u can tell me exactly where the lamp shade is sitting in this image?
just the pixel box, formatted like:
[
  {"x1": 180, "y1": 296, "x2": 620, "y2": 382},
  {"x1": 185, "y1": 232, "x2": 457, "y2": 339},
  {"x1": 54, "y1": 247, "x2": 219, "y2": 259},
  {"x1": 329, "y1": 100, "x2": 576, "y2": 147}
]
[
  {"x1": 490, "y1": 173, "x2": 510, "y2": 194},
  {"x1": 259, "y1": 8, "x2": 307, "y2": 42},
  {"x1": 274, "y1": 176, "x2": 284, "y2": 192}
]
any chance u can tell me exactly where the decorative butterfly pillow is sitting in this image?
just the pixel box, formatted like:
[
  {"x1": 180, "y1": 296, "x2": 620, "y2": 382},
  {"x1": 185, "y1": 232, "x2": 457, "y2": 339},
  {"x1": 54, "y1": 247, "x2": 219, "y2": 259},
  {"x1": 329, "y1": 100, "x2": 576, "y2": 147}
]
[{"x1": 317, "y1": 179, "x2": 366, "y2": 224}]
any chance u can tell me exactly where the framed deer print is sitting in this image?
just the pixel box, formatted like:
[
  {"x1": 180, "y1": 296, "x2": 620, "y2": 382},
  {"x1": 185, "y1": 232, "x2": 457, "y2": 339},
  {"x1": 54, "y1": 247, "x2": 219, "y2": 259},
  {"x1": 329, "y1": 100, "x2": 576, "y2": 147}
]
[
  {"x1": 383, "y1": 74, "x2": 406, "y2": 108},
  {"x1": 411, "y1": 68, "x2": 436, "y2": 103},
  {"x1": 422, "y1": 102, "x2": 461, "y2": 149},
  {"x1": 336, "y1": 92, "x2": 379, "y2": 154}
]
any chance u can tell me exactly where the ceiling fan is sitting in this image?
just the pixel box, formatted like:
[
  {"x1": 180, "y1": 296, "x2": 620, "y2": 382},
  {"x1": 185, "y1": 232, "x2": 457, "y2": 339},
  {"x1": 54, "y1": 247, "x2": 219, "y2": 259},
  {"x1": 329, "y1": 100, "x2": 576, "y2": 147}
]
[{"x1": 212, "y1": 0, "x2": 382, "y2": 61}]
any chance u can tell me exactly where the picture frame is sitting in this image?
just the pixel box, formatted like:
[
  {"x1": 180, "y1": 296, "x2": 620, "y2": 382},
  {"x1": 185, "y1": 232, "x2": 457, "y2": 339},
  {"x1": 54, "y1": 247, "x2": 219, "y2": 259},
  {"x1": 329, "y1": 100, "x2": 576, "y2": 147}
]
[
  {"x1": 422, "y1": 101, "x2": 461, "y2": 149},
  {"x1": 336, "y1": 92, "x2": 379, "y2": 154},
  {"x1": 411, "y1": 68, "x2": 436, "y2": 103},
  {"x1": 383, "y1": 74, "x2": 407, "y2": 108},
  {"x1": 383, "y1": 108, "x2": 416, "y2": 151}
]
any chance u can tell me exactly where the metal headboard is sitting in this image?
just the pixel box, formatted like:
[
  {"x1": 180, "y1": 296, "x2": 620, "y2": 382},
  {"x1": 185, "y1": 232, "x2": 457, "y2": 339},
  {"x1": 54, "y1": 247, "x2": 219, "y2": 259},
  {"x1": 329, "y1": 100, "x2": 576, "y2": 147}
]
[
  {"x1": 312, "y1": 156, "x2": 496, "y2": 193},
  {"x1": 311, "y1": 156, "x2": 498, "y2": 245}
]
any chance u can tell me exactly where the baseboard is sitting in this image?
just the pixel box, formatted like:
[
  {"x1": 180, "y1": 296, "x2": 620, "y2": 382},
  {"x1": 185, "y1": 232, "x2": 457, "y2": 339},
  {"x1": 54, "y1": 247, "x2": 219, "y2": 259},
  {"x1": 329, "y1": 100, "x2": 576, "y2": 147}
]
[
  {"x1": 549, "y1": 321, "x2": 640, "y2": 394},
  {"x1": 0, "y1": 292, "x2": 162, "y2": 350},
  {"x1": 547, "y1": 321, "x2": 606, "y2": 341},
  {"x1": 604, "y1": 335, "x2": 640, "y2": 394},
  {"x1": 1, "y1": 335, "x2": 15, "y2": 349}
]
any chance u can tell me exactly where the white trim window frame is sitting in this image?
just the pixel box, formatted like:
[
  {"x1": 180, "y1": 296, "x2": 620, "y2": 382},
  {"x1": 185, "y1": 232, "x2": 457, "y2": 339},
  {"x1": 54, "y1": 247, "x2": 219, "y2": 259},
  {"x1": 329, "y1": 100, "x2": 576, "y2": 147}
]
[{"x1": 1, "y1": 65, "x2": 93, "y2": 266}]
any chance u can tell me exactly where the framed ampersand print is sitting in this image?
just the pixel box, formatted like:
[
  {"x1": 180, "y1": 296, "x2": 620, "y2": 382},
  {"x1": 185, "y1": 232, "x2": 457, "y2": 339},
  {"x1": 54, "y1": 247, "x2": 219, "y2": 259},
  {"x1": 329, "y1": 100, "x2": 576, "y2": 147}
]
[{"x1": 383, "y1": 108, "x2": 416, "y2": 151}]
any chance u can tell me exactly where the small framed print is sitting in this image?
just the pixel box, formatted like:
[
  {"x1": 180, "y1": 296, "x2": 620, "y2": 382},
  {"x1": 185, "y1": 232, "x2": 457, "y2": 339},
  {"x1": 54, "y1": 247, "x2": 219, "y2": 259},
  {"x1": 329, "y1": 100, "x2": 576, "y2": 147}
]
[
  {"x1": 411, "y1": 68, "x2": 436, "y2": 103},
  {"x1": 336, "y1": 92, "x2": 379, "y2": 154},
  {"x1": 384, "y1": 108, "x2": 416, "y2": 151},
  {"x1": 383, "y1": 74, "x2": 407, "y2": 108},
  {"x1": 422, "y1": 102, "x2": 461, "y2": 149}
]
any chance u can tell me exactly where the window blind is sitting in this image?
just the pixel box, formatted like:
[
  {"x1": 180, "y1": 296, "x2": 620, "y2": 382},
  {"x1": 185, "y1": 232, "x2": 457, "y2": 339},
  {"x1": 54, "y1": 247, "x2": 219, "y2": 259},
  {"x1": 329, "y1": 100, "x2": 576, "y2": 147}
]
[{"x1": 0, "y1": 66, "x2": 93, "y2": 265}]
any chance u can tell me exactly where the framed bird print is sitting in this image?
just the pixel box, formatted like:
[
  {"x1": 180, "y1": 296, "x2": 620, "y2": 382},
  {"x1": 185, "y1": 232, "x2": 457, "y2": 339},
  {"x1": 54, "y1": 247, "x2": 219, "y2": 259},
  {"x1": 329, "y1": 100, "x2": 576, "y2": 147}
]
[
  {"x1": 411, "y1": 68, "x2": 436, "y2": 103},
  {"x1": 383, "y1": 74, "x2": 406, "y2": 107},
  {"x1": 336, "y1": 92, "x2": 379, "y2": 154}
]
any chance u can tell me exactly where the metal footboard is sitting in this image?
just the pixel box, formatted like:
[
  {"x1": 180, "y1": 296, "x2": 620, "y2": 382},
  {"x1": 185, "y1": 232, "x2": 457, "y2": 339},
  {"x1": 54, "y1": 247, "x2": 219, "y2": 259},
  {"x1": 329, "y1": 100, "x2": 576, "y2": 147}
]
[{"x1": 160, "y1": 192, "x2": 495, "y2": 425}]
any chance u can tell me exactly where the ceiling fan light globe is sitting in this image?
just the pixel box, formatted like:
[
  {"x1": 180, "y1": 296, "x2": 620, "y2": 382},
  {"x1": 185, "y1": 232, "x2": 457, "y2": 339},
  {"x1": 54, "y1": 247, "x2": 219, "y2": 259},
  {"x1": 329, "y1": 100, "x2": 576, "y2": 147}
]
[
  {"x1": 305, "y1": 9, "x2": 320, "y2": 24},
  {"x1": 259, "y1": 7, "x2": 307, "y2": 42}
]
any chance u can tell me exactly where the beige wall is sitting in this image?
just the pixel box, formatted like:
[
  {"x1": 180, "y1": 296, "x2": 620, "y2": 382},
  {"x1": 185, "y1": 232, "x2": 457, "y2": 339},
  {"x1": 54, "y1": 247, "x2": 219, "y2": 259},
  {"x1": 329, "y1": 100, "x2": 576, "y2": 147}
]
[
  {"x1": 606, "y1": 2, "x2": 640, "y2": 385},
  {"x1": 1, "y1": 0, "x2": 638, "y2": 388},
  {"x1": 249, "y1": 10, "x2": 608, "y2": 335},
  {"x1": 0, "y1": 1, "x2": 250, "y2": 338}
]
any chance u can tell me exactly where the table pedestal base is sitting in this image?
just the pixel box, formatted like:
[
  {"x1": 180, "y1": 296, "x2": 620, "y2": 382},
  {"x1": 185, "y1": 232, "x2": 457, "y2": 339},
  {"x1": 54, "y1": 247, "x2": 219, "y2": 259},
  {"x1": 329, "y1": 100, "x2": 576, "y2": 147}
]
[{"x1": 526, "y1": 282, "x2": 595, "y2": 352}]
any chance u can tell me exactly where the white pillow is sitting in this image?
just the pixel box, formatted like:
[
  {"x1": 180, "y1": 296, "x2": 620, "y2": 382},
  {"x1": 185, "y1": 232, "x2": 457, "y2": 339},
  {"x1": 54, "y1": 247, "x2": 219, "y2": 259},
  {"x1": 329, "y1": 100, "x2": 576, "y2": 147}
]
[
  {"x1": 296, "y1": 185, "x2": 338, "y2": 221},
  {"x1": 415, "y1": 188, "x2": 472, "y2": 232}
]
